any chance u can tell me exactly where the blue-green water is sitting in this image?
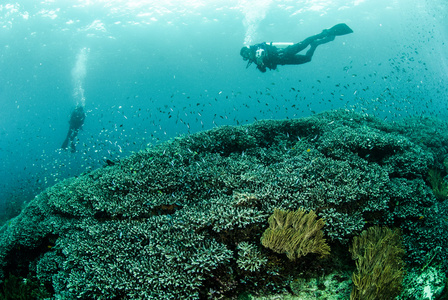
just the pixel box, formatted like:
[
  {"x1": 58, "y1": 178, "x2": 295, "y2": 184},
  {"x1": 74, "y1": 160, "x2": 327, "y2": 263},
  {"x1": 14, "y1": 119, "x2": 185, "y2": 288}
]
[{"x1": 0, "y1": 0, "x2": 447, "y2": 213}]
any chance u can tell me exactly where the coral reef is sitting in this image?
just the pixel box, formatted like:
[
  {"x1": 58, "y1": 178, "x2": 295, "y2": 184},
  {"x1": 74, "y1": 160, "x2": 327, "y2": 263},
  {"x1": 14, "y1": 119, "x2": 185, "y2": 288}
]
[
  {"x1": 260, "y1": 208, "x2": 330, "y2": 260},
  {"x1": 401, "y1": 198, "x2": 448, "y2": 270},
  {"x1": 0, "y1": 273, "x2": 50, "y2": 300},
  {"x1": 236, "y1": 242, "x2": 268, "y2": 272},
  {"x1": 350, "y1": 226, "x2": 405, "y2": 300},
  {"x1": 427, "y1": 168, "x2": 448, "y2": 200},
  {"x1": 290, "y1": 271, "x2": 352, "y2": 299},
  {"x1": 0, "y1": 109, "x2": 447, "y2": 298},
  {"x1": 399, "y1": 265, "x2": 447, "y2": 300}
]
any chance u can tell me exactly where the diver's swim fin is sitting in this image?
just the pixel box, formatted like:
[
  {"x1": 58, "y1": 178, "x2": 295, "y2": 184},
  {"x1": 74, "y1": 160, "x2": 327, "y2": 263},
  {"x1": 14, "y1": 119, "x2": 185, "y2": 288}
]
[{"x1": 327, "y1": 23, "x2": 353, "y2": 36}]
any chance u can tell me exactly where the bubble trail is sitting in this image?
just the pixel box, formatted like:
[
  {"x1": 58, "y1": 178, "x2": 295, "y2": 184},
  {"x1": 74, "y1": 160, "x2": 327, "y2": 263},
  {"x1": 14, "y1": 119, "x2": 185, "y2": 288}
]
[{"x1": 72, "y1": 47, "x2": 89, "y2": 107}]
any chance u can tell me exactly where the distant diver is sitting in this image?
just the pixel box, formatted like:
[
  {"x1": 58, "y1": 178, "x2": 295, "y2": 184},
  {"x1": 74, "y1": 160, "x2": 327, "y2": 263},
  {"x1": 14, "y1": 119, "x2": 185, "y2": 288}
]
[
  {"x1": 61, "y1": 105, "x2": 86, "y2": 152},
  {"x1": 240, "y1": 23, "x2": 353, "y2": 73}
]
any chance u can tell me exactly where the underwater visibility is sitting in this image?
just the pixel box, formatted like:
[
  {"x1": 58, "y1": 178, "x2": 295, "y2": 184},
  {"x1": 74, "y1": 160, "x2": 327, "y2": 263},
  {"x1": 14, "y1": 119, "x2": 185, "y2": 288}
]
[{"x1": 0, "y1": 0, "x2": 448, "y2": 299}]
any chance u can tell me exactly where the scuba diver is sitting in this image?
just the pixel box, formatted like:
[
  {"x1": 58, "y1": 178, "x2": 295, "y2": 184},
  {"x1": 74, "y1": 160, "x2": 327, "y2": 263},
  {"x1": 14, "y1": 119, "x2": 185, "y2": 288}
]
[
  {"x1": 240, "y1": 23, "x2": 353, "y2": 73},
  {"x1": 61, "y1": 105, "x2": 86, "y2": 152}
]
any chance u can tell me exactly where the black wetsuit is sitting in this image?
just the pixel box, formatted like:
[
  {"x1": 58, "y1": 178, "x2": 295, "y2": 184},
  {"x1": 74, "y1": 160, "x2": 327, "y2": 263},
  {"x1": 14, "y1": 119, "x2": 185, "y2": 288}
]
[
  {"x1": 61, "y1": 106, "x2": 86, "y2": 152},
  {"x1": 250, "y1": 33, "x2": 335, "y2": 72},
  {"x1": 243, "y1": 23, "x2": 353, "y2": 72}
]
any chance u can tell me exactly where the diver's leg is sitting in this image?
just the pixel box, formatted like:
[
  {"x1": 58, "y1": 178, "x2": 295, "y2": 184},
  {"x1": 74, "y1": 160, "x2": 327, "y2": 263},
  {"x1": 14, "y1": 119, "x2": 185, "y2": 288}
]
[
  {"x1": 281, "y1": 42, "x2": 308, "y2": 57},
  {"x1": 61, "y1": 135, "x2": 70, "y2": 149},
  {"x1": 283, "y1": 23, "x2": 349, "y2": 57},
  {"x1": 312, "y1": 35, "x2": 335, "y2": 46},
  {"x1": 301, "y1": 24, "x2": 351, "y2": 46},
  {"x1": 304, "y1": 43, "x2": 318, "y2": 60},
  {"x1": 301, "y1": 31, "x2": 336, "y2": 47},
  {"x1": 70, "y1": 138, "x2": 77, "y2": 153},
  {"x1": 297, "y1": 36, "x2": 334, "y2": 61},
  {"x1": 282, "y1": 31, "x2": 334, "y2": 57},
  {"x1": 299, "y1": 37, "x2": 334, "y2": 61},
  {"x1": 283, "y1": 38, "x2": 335, "y2": 65},
  {"x1": 61, "y1": 128, "x2": 74, "y2": 149},
  {"x1": 69, "y1": 130, "x2": 79, "y2": 152},
  {"x1": 278, "y1": 43, "x2": 317, "y2": 65},
  {"x1": 295, "y1": 43, "x2": 318, "y2": 63}
]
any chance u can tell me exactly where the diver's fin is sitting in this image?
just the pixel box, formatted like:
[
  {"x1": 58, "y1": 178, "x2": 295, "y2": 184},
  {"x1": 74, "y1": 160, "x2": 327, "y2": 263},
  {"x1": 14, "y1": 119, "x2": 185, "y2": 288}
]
[{"x1": 327, "y1": 23, "x2": 353, "y2": 36}]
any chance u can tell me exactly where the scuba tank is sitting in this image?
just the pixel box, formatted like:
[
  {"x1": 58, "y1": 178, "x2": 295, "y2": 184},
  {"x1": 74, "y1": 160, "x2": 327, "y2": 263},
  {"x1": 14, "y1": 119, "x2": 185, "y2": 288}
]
[{"x1": 269, "y1": 42, "x2": 294, "y2": 48}]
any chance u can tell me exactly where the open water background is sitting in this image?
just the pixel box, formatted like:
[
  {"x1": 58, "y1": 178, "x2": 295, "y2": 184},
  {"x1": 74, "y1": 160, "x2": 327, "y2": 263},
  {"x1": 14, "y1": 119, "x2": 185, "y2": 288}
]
[{"x1": 0, "y1": 0, "x2": 447, "y2": 215}]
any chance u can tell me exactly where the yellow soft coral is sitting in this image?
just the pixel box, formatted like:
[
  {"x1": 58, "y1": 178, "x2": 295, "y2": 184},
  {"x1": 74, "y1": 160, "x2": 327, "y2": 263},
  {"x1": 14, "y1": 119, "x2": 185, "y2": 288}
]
[
  {"x1": 261, "y1": 208, "x2": 330, "y2": 261},
  {"x1": 427, "y1": 168, "x2": 448, "y2": 200},
  {"x1": 350, "y1": 226, "x2": 405, "y2": 300}
]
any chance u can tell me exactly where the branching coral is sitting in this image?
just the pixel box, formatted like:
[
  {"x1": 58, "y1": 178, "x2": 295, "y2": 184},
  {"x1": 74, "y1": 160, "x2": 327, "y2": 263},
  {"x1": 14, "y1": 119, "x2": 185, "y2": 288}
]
[{"x1": 236, "y1": 242, "x2": 267, "y2": 272}]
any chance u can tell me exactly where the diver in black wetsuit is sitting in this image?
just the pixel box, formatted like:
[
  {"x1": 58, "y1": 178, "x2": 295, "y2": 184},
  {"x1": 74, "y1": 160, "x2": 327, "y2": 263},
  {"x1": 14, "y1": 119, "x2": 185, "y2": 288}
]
[
  {"x1": 240, "y1": 23, "x2": 353, "y2": 73},
  {"x1": 61, "y1": 105, "x2": 86, "y2": 152}
]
